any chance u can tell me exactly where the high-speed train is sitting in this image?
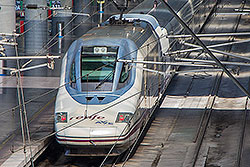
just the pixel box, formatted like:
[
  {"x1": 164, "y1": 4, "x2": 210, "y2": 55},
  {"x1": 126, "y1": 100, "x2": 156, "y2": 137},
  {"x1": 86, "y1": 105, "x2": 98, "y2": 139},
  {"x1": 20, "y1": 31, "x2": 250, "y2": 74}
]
[{"x1": 54, "y1": 0, "x2": 217, "y2": 156}]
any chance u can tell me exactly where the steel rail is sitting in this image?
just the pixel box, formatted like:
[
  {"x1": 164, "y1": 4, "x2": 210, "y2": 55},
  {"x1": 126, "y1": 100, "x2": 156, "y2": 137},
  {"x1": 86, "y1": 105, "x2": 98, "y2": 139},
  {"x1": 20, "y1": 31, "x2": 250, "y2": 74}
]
[
  {"x1": 114, "y1": 1, "x2": 220, "y2": 166},
  {"x1": 191, "y1": 1, "x2": 245, "y2": 165},
  {"x1": 120, "y1": 78, "x2": 177, "y2": 167},
  {"x1": 236, "y1": 75, "x2": 250, "y2": 167},
  {"x1": 99, "y1": 78, "x2": 168, "y2": 166},
  {"x1": 236, "y1": 97, "x2": 248, "y2": 167},
  {"x1": 191, "y1": 71, "x2": 223, "y2": 167}
]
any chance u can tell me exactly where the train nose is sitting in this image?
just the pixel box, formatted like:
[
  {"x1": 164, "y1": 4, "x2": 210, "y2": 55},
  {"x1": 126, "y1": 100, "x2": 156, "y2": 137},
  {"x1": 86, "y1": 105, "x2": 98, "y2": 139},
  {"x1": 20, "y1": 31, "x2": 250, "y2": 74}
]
[
  {"x1": 57, "y1": 126, "x2": 118, "y2": 138},
  {"x1": 90, "y1": 127, "x2": 118, "y2": 138}
]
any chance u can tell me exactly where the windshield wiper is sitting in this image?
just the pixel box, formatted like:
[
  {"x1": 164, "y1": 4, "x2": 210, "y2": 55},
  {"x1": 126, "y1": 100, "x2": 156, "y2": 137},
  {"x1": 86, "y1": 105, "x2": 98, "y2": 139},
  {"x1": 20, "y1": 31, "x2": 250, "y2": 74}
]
[{"x1": 95, "y1": 70, "x2": 114, "y2": 89}]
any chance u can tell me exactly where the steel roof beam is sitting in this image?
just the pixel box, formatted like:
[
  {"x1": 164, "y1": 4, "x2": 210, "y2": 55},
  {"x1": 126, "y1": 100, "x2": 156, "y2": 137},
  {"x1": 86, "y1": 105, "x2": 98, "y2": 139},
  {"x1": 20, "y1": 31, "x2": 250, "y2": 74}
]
[
  {"x1": 160, "y1": 0, "x2": 250, "y2": 98},
  {"x1": 165, "y1": 39, "x2": 250, "y2": 55},
  {"x1": 0, "y1": 56, "x2": 60, "y2": 60},
  {"x1": 118, "y1": 59, "x2": 250, "y2": 67},
  {"x1": 168, "y1": 32, "x2": 250, "y2": 38},
  {"x1": 182, "y1": 42, "x2": 250, "y2": 61}
]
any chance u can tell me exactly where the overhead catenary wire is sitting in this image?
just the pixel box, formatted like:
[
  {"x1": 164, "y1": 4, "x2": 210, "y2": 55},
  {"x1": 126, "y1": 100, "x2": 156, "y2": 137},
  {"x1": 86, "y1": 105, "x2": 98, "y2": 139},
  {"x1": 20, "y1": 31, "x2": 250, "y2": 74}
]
[
  {"x1": 34, "y1": 0, "x2": 112, "y2": 57},
  {"x1": 17, "y1": 9, "x2": 55, "y2": 36},
  {"x1": 0, "y1": 2, "x2": 201, "y2": 162},
  {"x1": 21, "y1": 0, "x2": 110, "y2": 69},
  {"x1": 0, "y1": 10, "x2": 177, "y2": 167},
  {"x1": 166, "y1": 38, "x2": 250, "y2": 55},
  {"x1": 1, "y1": 13, "x2": 250, "y2": 117},
  {"x1": 19, "y1": 11, "x2": 57, "y2": 37},
  {"x1": 100, "y1": 74, "x2": 165, "y2": 166},
  {"x1": 160, "y1": 0, "x2": 250, "y2": 98},
  {"x1": 15, "y1": 0, "x2": 73, "y2": 35},
  {"x1": 9, "y1": 70, "x2": 164, "y2": 158},
  {"x1": 0, "y1": 2, "x2": 249, "y2": 167},
  {"x1": 0, "y1": 20, "x2": 172, "y2": 161},
  {"x1": 1, "y1": 40, "x2": 173, "y2": 166},
  {"x1": 0, "y1": 85, "x2": 146, "y2": 161},
  {"x1": 12, "y1": 0, "x2": 250, "y2": 69},
  {"x1": 2, "y1": 3, "x2": 250, "y2": 161},
  {"x1": 2, "y1": 71, "x2": 150, "y2": 152},
  {"x1": 3, "y1": 0, "x2": 95, "y2": 69},
  {"x1": 35, "y1": 0, "x2": 95, "y2": 52},
  {"x1": 18, "y1": 3, "x2": 100, "y2": 69},
  {"x1": 13, "y1": 35, "x2": 27, "y2": 164},
  {"x1": 181, "y1": 42, "x2": 250, "y2": 61},
  {"x1": 2, "y1": 13, "x2": 250, "y2": 119},
  {"x1": 0, "y1": 29, "x2": 164, "y2": 117}
]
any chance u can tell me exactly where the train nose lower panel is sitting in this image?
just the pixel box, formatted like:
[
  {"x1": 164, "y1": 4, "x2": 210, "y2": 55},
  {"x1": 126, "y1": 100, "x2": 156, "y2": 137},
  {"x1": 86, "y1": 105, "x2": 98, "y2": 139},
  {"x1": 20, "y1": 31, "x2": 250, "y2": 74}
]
[
  {"x1": 56, "y1": 126, "x2": 131, "y2": 156},
  {"x1": 90, "y1": 127, "x2": 118, "y2": 138},
  {"x1": 56, "y1": 127, "x2": 119, "y2": 145}
]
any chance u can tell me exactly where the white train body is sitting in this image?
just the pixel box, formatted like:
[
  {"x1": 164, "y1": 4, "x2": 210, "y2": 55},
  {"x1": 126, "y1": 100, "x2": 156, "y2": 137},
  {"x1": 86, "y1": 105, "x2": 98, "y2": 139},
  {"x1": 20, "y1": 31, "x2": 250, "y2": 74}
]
[{"x1": 55, "y1": 0, "x2": 217, "y2": 156}]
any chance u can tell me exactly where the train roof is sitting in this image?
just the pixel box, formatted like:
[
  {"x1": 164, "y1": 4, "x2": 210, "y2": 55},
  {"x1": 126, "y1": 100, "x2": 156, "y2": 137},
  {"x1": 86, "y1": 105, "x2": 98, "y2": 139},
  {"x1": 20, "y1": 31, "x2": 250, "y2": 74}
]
[{"x1": 79, "y1": 16, "x2": 155, "y2": 48}]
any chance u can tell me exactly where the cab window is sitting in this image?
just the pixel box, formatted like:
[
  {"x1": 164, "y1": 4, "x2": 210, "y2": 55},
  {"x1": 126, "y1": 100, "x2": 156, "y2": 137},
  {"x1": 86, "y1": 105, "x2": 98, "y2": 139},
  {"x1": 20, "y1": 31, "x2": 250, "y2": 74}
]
[{"x1": 117, "y1": 63, "x2": 131, "y2": 89}]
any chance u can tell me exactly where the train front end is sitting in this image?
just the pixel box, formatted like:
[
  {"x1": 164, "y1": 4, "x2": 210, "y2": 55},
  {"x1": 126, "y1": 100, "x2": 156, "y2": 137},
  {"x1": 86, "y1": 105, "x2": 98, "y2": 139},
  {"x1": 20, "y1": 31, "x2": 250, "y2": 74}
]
[{"x1": 54, "y1": 35, "x2": 143, "y2": 156}]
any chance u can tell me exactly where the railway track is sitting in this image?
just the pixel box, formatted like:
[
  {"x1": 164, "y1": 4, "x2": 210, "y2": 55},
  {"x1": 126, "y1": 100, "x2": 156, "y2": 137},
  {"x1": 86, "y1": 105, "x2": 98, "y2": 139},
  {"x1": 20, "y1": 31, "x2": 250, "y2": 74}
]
[
  {"x1": 34, "y1": 0, "x2": 250, "y2": 166},
  {"x1": 236, "y1": 96, "x2": 249, "y2": 167},
  {"x1": 191, "y1": 1, "x2": 250, "y2": 166},
  {"x1": 191, "y1": 0, "x2": 245, "y2": 165},
  {"x1": 117, "y1": 0, "x2": 250, "y2": 166}
]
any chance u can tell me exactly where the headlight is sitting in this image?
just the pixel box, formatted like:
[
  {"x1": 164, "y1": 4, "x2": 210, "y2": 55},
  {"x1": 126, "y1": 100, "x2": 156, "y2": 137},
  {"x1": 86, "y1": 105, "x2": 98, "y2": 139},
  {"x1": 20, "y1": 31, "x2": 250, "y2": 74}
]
[
  {"x1": 55, "y1": 112, "x2": 68, "y2": 123},
  {"x1": 116, "y1": 112, "x2": 133, "y2": 123}
]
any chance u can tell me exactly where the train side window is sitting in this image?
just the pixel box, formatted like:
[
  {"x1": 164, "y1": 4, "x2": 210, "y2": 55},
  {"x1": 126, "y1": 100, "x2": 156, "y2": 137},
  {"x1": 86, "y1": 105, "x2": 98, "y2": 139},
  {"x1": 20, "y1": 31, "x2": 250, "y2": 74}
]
[
  {"x1": 117, "y1": 63, "x2": 131, "y2": 90},
  {"x1": 70, "y1": 62, "x2": 76, "y2": 88},
  {"x1": 119, "y1": 63, "x2": 130, "y2": 83}
]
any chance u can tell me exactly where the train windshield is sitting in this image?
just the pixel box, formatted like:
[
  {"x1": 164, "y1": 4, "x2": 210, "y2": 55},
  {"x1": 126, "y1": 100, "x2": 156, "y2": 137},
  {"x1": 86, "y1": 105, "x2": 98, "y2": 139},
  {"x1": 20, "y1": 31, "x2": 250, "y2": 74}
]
[{"x1": 81, "y1": 46, "x2": 118, "y2": 84}]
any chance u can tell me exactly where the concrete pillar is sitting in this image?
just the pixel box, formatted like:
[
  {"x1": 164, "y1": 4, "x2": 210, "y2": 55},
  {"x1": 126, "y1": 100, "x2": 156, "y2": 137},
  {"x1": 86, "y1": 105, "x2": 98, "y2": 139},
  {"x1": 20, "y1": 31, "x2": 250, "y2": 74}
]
[
  {"x1": 25, "y1": 0, "x2": 47, "y2": 55},
  {"x1": 0, "y1": 0, "x2": 15, "y2": 82},
  {"x1": 51, "y1": 0, "x2": 73, "y2": 53},
  {"x1": 0, "y1": 0, "x2": 16, "y2": 35},
  {"x1": 0, "y1": 0, "x2": 15, "y2": 94},
  {"x1": 73, "y1": 0, "x2": 93, "y2": 38}
]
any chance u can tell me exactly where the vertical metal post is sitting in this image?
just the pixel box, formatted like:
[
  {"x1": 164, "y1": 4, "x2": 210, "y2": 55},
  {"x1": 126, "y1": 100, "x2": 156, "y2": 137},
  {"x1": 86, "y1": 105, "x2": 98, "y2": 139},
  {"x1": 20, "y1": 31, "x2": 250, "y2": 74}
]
[
  {"x1": 98, "y1": 0, "x2": 105, "y2": 23},
  {"x1": 160, "y1": 0, "x2": 250, "y2": 98},
  {"x1": 100, "y1": 2, "x2": 103, "y2": 23},
  {"x1": 0, "y1": 59, "x2": 3, "y2": 94},
  {"x1": 51, "y1": 0, "x2": 72, "y2": 54},
  {"x1": 58, "y1": 22, "x2": 63, "y2": 53}
]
